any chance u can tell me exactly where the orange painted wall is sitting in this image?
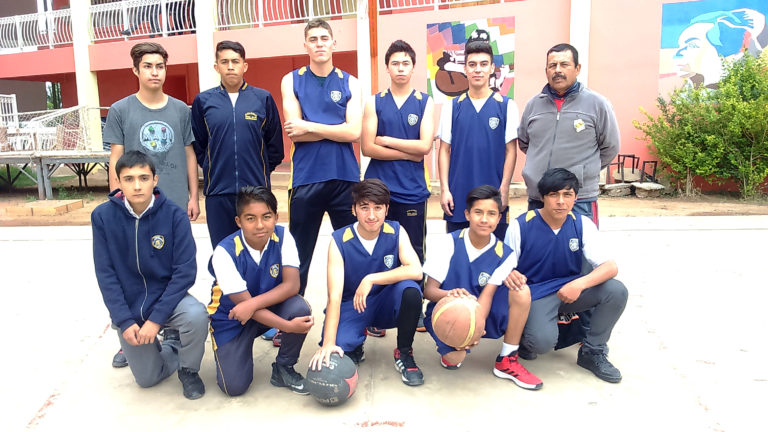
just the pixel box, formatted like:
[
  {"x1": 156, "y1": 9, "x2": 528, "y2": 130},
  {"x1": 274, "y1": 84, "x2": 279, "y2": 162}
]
[{"x1": 0, "y1": 47, "x2": 75, "y2": 80}]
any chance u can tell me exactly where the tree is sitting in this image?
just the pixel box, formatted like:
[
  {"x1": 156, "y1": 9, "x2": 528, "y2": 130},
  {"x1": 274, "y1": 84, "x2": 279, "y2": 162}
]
[
  {"x1": 634, "y1": 86, "x2": 724, "y2": 196},
  {"x1": 714, "y1": 52, "x2": 768, "y2": 199},
  {"x1": 635, "y1": 52, "x2": 768, "y2": 198}
]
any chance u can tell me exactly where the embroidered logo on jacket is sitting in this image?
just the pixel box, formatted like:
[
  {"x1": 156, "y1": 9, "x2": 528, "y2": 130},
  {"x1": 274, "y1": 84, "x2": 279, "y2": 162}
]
[
  {"x1": 478, "y1": 272, "x2": 491, "y2": 287},
  {"x1": 330, "y1": 90, "x2": 342, "y2": 102},
  {"x1": 407, "y1": 113, "x2": 419, "y2": 126},
  {"x1": 574, "y1": 118, "x2": 585, "y2": 132},
  {"x1": 245, "y1": 112, "x2": 258, "y2": 121},
  {"x1": 270, "y1": 264, "x2": 280, "y2": 278},
  {"x1": 152, "y1": 235, "x2": 165, "y2": 250},
  {"x1": 488, "y1": 117, "x2": 500, "y2": 130},
  {"x1": 569, "y1": 238, "x2": 579, "y2": 252},
  {"x1": 384, "y1": 254, "x2": 394, "y2": 269}
]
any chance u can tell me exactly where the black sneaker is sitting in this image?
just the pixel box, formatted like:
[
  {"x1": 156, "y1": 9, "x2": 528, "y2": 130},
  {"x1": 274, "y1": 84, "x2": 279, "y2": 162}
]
[
  {"x1": 160, "y1": 327, "x2": 180, "y2": 342},
  {"x1": 270, "y1": 362, "x2": 309, "y2": 395},
  {"x1": 366, "y1": 327, "x2": 386, "y2": 337},
  {"x1": 178, "y1": 367, "x2": 205, "y2": 400},
  {"x1": 120, "y1": 29, "x2": 131, "y2": 36},
  {"x1": 346, "y1": 344, "x2": 366, "y2": 365},
  {"x1": 112, "y1": 349, "x2": 128, "y2": 368},
  {"x1": 518, "y1": 344, "x2": 537, "y2": 361},
  {"x1": 577, "y1": 346, "x2": 622, "y2": 383},
  {"x1": 394, "y1": 348, "x2": 424, "y2": 386}
]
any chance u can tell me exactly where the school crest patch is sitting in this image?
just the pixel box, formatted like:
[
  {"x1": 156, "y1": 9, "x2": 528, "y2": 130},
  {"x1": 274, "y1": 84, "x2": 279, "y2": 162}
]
[
  {"x1": 569, "y1": 238, "x2": 579, "y2": 252},
  {"x1": 478, "y1": 271, "x2": 491, "y2": 287},
  {"x1": 574, "y1": 118, "x2": 586, "y2": 133},
  {"x1": 151, "y1": 235, "x2": 165, "y2": 250},
  {"x1": 384, "y1": 254, "x2": 395, "y2": 269},
  {"x1": 330, "y1": 90, "x2": 342, "y2": 102},
  {"x1": 407, "y1": 113, "x2": 419, "y2": 126},
  {"x1": 488, "y1": 117, "x2": 500, "y2": 130},
  {"x1": 270, "y1": 264, "x2": 280, "y2": 278}
]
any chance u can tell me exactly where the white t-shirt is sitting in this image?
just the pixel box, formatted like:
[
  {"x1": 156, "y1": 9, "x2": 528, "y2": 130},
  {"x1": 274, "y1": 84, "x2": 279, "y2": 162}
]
[
  {"x1": 423, "y1": 232, "x2": 516, "y2": 287},
  {"x1": 353, "y1": 222, "x2": 379, "y2": 255},
  {"x1": 211, "y1": 228, "x2": 300, "y2": 295},
  {"x1": 228, "y1": 92, "x2": 239, "y2": 106},
  {"x1": 438, "y1": 96, "x2": 519, "y2": 145},
  {"x1": 503, "y1": 215, "x2": 610, "y2": 270}
]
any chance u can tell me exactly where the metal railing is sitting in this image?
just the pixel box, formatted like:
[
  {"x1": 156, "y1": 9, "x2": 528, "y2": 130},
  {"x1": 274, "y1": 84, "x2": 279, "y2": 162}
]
[
  {"x1": 90, "y1": 0, "x2": 196, "y2": 42},
  {"x1": 0, "y1": 9, "x2": 72, "y2": 52},
  {"x1": 379, "y1": 0, "x2": 502, "y2": 12},
  {"x1": 216, "y1": 0, "x2": 356, "y2": 29}
]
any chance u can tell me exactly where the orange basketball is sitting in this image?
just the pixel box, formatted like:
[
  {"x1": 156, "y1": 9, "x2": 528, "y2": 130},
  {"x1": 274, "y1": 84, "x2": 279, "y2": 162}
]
[{"x1": 431, "y1": 295, "x2": 484, "y2": 348}]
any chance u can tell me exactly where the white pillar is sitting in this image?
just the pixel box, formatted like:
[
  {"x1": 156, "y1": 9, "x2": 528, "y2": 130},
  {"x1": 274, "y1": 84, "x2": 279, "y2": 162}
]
[
  {"x1": 69, "y1": 1, "x2": 102, "y2": 150},
  {"x1": 196, "y1": 0, "x2": 218, "y2": 92},
  {"x1": 356, "y1": 0, "x2": 371, "y2": 177},
  {"x1": 570, "y1": 0, "x2": 591, "y2": 87}
]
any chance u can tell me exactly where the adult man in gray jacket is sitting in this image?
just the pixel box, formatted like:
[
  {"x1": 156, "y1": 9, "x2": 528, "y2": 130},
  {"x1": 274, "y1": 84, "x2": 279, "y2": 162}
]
[{"x1": 518, "y1": 43, "x2": 619, "y2": 226}]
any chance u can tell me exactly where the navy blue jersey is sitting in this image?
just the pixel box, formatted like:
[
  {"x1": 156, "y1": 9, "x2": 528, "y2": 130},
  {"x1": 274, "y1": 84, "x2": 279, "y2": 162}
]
[
  {"x1": 208, "y1": 225, "x2": 286, "y2": 346},
  {"x1": 364, "y1": 89, "x2": 430, "y2": 204},
  {"x1": 289, "y1": 66, "x2": 359, "y2": 188},
  {"x1": 516, "y1": 210, "x2": 583, "y2": 300},
  {"x1": 425, "y1": 228, "x2": 512, "y2": 318},
  {"x1": 331, "y1": 221, "x2": 401, "y2": 302},
  {"x1": 446, "y1": 92, "x2": 509, "y2": 222}
]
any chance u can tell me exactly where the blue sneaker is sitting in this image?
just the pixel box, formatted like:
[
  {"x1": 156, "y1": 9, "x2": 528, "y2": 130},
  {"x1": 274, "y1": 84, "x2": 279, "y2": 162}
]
[{"x1": 261, "y1": 328, "x2": 278, "y2": 340}]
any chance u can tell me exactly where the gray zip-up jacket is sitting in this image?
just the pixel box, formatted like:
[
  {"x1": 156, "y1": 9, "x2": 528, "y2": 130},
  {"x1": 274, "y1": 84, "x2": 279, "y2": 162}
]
[{"x1": 518, "y1": 84, "x2": 620, "y2": 200}]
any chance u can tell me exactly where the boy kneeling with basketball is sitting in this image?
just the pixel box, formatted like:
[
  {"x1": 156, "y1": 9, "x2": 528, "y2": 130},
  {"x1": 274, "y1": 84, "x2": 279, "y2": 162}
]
[
  {"x1": 208, "y1": 186, "x2": 314, "y2": 396},
  {"x1": 423, "y1": 185, "x2": 542, "y2": 390},
  {"x1": 309, "y1": 179, "x2": 425, "y2": 386}
]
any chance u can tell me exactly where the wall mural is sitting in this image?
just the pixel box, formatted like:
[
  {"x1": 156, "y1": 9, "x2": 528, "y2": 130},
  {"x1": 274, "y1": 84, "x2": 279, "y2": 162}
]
[
  {"x1": 660, "y1": 0, "x2": 768, "y2": 92},
  {"x1": 426, "y1": 17, "x2": 515, "y2": 105}
]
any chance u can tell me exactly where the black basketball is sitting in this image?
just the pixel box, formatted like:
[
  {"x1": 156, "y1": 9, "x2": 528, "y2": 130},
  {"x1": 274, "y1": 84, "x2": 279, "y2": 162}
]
[{"x1": 306, "y1": 353, "x2": 358, "y2": 406}]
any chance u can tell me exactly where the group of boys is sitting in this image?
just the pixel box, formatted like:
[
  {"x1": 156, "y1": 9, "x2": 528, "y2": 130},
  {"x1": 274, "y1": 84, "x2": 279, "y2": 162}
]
[{"x1": 93, "y1": 18, "x2": 627, "y2": 401}]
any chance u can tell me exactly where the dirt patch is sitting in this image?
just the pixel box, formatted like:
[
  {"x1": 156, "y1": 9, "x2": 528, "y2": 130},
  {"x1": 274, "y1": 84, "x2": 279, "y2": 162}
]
[{"x1": 1, "y1": 174, "x2": 765, "y2": 227}]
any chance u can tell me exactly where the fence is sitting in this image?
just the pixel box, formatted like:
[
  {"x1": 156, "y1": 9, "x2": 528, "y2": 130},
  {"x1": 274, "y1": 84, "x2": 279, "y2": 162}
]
[
  {"x1": 0, "y1": 106, "x2": 92, "y2": 153},
  {"x1": 215, "y1": 0, "x2": 356, "y2": 28},
  {"x1": 90, "y1": 0, "x2": 196, "y2": 42},
  {"x1": 0, "y1": 9, "x2": 72, "y2": 52}
]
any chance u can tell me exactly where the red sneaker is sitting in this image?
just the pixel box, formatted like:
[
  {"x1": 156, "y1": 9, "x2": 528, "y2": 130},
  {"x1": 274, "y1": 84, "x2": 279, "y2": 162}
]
[{"x1": 493, "y1": 352, "x2": 543, "y2": 390}]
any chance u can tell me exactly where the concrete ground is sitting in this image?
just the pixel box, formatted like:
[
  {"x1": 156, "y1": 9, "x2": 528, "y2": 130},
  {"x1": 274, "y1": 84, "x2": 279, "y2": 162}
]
[{"x1": 2, "y1": 216, "x2": 766, "y2": 431}]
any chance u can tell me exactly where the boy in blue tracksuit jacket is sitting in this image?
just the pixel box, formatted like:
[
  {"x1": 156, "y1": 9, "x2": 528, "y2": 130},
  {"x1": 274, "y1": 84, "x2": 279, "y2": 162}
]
[
  {"x1": 192, "y1": 40, "x2": 284, "y2": 249},
  {"x1": 92, "y1": 151, "x2": 208, "y2": 400}
]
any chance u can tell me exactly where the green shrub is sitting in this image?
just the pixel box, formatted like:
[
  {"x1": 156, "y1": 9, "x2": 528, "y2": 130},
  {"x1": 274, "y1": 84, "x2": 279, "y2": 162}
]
[{"x1": 635, "y1": 52, "x2": 768, "y2": 198}]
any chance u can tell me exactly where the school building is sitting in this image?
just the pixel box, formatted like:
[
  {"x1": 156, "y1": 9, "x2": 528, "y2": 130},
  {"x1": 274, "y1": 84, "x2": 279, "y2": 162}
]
[{"x1": 2, "y1": 0, "x2": 759, "y2": 183}]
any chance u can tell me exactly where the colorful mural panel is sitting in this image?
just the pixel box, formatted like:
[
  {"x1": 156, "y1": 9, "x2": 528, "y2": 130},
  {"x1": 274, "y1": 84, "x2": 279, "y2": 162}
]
[
  {"x1": 426, "y1": 18, "x2": 515, "y2": 104},
  {"x1": 660, "y1": 0, "x2": 768, "y2": 92}
]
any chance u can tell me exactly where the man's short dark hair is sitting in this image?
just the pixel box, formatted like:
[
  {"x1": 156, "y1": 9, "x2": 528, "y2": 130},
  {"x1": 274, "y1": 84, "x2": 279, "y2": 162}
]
[
  {"x1": 547, "y1": 43, "x2": 579, "y2": 66},
  {"x1": 466, "y1": 185, "x2": 502, "y2": 212},
  {"x1": 237, "y1": 186, "x2": 278, "y2": 216},
  {"x1": 216, "y1": 40, "x2": 246, "y2": 60},
  {"x1": 130, "y1": 42, "x2": 168, "y2": 69},
  {"x1": 115, "y1": 150, "x2": 155, "y2": 177},
  {"x1": 304, "y1": 19, "x2": 333, "y2": 38},
  {"x1": 537, "y1": 168, "x2": 580, "y2": 196},
  {"x1": 351, "y1": 179, "x2": 390, "y2": 206},
  {"x1": 385, "y1": 40, "x2": 416, "y2": 65},
  {"x1": 465, "y1": 41, "x2": 494, "y2": 60}
]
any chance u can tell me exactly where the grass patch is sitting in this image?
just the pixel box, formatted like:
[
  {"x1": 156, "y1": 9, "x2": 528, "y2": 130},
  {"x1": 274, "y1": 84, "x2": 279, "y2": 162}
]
[{"x1": 0, "y1": 165, "x2": 38, "y2": 188}]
